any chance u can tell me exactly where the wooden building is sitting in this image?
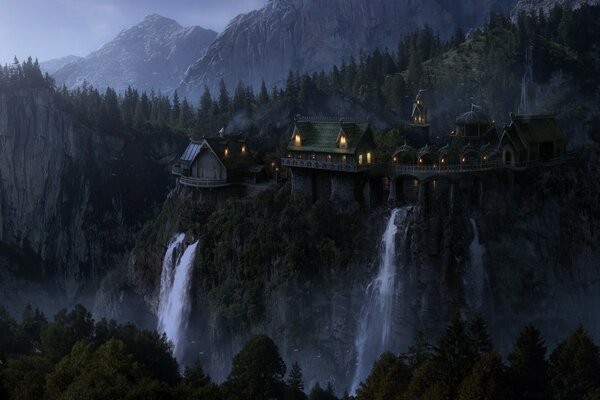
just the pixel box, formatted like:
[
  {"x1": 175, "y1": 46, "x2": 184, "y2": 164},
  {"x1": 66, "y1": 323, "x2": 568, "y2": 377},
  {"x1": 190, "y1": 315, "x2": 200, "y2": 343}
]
[
  {"x1": 282, "y1": 116, "x2": 376, "y2": 201},
  {"x1": 172, "y1": 135, "x2": 256, "y2": 188},
  {"x1": 499, "y1": 114, "x2": 566, "y2": 166}
]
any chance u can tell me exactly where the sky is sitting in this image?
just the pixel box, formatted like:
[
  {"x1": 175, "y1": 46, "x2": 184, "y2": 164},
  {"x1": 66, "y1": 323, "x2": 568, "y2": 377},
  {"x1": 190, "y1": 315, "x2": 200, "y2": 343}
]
[{"x1": 0, "y1": 0, "x2": 267, "y2": 65}]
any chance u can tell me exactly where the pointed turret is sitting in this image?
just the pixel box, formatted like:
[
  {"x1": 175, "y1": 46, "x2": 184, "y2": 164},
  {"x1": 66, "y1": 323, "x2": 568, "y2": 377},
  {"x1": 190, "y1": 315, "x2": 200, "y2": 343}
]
[{"x1": 410, "y1": 90, "x2": 428, "y2": 126}]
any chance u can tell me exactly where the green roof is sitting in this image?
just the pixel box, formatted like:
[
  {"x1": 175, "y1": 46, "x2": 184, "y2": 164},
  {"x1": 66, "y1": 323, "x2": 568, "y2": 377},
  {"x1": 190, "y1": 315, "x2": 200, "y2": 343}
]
[
  {"x1": 287, "y1": 118, "x2": 372, "y2": 155},
  {"x1": 509, "y1": 114, "x2": 565, "y2": 145}
]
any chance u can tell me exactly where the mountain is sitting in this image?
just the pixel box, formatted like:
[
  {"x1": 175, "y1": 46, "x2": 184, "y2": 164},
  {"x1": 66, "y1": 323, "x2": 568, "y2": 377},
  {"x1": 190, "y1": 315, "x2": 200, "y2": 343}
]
[
  {"x1": 513, "y1": 0, "x2": 600, "y2": 14},
  {"x1": 177, "y1": 0, "x2": 518, "y2": 99},
  {"x1": 40, "y1": 55, "x2": 82, "y2": 75},
  {"x1": 53, "y1": 14, "x2": 217, "y2": 95}
]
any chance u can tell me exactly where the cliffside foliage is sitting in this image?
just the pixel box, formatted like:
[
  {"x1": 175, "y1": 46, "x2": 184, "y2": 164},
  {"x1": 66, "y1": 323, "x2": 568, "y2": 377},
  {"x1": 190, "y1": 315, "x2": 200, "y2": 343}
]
[{"x1": 2, "y1": 305, "x2": 600, "y2": 400}]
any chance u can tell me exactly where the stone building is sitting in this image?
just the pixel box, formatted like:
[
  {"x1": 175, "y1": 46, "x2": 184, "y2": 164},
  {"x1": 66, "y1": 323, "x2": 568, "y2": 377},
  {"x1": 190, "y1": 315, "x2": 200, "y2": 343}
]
[{"x1": 281, "y1": 116, "x2": 376, "y2": 201}]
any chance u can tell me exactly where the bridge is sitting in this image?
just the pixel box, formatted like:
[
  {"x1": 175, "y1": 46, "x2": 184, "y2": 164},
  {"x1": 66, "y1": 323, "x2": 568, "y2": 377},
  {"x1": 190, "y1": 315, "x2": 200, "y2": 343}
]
[{"x1": 281, "y1": 157, "x2": 503, "y2": 181}]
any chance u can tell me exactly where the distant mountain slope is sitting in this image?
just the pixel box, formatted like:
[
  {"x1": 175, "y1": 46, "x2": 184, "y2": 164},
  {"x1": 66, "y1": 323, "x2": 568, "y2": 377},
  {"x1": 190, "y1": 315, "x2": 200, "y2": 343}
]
[
  {"x1": 513, "y1": 0, "x2": 600, "y2": 14},
  {"x1": 41, "y1": 55, "x2": 82, "y2": 75},
  {"x1": 53, "y1": 14, "x2": 217, "y2": 95},
  {"x1": 177, "y1": 0, "x2": 518, "y2": 99}
]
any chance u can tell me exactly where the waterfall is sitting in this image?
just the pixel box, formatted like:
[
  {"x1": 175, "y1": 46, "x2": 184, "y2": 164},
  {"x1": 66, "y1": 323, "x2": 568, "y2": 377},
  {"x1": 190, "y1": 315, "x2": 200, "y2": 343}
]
[
  {"x1": 465, "y1": 218, "x2": 487, "y2": 310},
  {"x1": 350, "y1": 207, "x2": 413, "y2": 393},
  {"x1": 157, "y1": 234, "x2": 199, "y2": 362},
  {"x1": 519, "y1": 47, "x2": 537, "y2": 114}
]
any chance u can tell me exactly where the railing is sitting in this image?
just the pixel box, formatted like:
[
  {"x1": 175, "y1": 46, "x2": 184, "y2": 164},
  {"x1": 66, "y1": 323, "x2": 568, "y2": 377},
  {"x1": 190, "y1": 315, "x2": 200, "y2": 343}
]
[
  {"x1": 281, "y1": 158, "x2": 370, "y2": 172},
  {"x1": 179, "y1": 176, "x2": 228, "y2": 188},
  {"x1": 385, "y1": 160, "x2": 501, "y2": 174},
  {"x1": 282, "y1": 157, "x2": 501, "y2": 174}
]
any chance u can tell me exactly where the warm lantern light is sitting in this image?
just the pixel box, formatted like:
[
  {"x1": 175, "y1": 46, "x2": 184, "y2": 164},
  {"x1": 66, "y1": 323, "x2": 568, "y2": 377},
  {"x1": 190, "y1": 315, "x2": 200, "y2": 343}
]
[
  {"x1": 294, "y1": 133, "x2": 301, "y2": 146},
  {"x1": 483, "y1": 156, "x2": 487, "y2": 160},
  {"x1": 241, "y1": 145, "x2": 247, "y2": 154},
  {"x1": 311, "y1": 153, "x2": 316, "y2": 160},
  {"x1": 342, "y1": 155, "x2": 347, "y2": 163},
  {"x1": 327, "y1": 154, "x2": 332, "y2": 162},
  {"x1": 393, "y1": 156, "x2": 398, "y2": 162},
  {"x1": 224, "y1": 147, "x2": 229, "y2": 157},
  {"x1": 340, "y1": 135, "x2": 347, "y2": 148},
  {"x1": 441, "y1": 158, "x2": 445, "y2": 163},
  {"x1": 462, "y1": 157, "x2": 466, "y2": 162},
  {"x1": 359, "y1": 155, "x2": 363, "y2": 165},
  {"x1": 367, "y1": 152, "x2": 372, "y2": 164},
  {"x1": 419, "y1": 158, "x2": 423, "y2": 163}
]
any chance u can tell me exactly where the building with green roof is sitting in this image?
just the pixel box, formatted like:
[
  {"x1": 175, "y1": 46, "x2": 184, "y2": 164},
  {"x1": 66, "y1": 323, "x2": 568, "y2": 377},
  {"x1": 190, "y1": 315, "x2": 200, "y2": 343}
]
[{"x1": 281, "y1": 116, "x2": 376, "y2": 201}]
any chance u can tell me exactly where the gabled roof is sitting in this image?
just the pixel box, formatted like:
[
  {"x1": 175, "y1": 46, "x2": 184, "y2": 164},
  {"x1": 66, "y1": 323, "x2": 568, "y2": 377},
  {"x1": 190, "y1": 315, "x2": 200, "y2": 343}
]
[
  {"x1": 456, "y1": 110, "x2": 491, "y2": 125},
  {"x1": 507, "y1": 114, "x2": 565, "y2": 145},
  {"x1": 179, "y1": 135, "x2": 254, "y2": 171},
  {"x1": 287, "y1": 116, "x2": 372, "y2": 155}
]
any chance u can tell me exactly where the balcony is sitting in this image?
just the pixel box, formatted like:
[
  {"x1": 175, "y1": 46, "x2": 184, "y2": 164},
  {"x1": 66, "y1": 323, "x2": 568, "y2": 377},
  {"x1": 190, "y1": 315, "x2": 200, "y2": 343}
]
[
  {"x1": 281, "y1": 157, "x2": 368, "y2": 172},
  {"x1": 179, "y1": 176, "x2": 229, "y2": 188}
]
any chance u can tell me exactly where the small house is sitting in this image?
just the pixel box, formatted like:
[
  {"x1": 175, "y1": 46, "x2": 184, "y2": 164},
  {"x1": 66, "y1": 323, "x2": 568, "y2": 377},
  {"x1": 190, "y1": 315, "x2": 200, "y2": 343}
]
[{"x1": 499, "y1": 114, "x2": 566, "y2": 166}]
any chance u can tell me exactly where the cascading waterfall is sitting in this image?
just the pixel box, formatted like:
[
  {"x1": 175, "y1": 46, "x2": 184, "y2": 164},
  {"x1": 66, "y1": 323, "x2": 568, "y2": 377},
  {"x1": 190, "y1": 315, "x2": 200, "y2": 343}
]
[
  {"x1": 157, "y1": 233, "x2": 199, "y2": 362},
  {"x1": 350, "y1": 206, "x2": 413, "y2": 393},
  {"x1": 465, "y1": 218, "x2": 487, "y2": 310}
]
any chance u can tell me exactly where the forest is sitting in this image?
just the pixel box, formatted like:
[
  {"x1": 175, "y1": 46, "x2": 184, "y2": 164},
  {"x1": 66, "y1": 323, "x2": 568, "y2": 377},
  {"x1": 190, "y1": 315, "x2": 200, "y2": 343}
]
[
  {"x1": 1, "y1": 303, "x2": 600, "y2": 400},
  {"x1": 1, "y1": 4, "x2": 598, "y2": 148}
]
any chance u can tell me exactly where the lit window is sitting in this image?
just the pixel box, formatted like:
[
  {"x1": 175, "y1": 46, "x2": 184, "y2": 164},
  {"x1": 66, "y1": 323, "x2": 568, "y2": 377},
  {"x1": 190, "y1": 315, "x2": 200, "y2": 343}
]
[
  {"x1": 441, "y1": 158, "x2": 445, "y2": 164},
  {"x1": 462, "y1": 157, "x2": 466, "y2": 162},
  {"x1": 224, "y1": 147, "x2": 229, "y2": 157},
  {"x1": 419, "y1": 158, "x2": 423, "y2": 164},
  {"x1": 367, "y1": 152, "x2": 372, "y2": 164},
  {"x1": 358, "y1": 154, "x2": 363, "y2": 165},
  {"x1": 340, "y1": 134, "x2": 347, "y2": 149},
  {"x1": 241, "y1": 145, "x2": 247, "y2": 154},
  {"x1": 393, "y1": 156, "x2": 397, "y2": 163},
  {"x1": 294, "y1": 133, "x2": 301, "y2": 146}
]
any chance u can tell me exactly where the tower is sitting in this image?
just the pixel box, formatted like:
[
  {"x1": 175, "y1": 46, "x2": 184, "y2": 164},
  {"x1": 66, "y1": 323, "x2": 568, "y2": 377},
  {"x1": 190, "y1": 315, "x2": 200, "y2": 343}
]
[
  {"x1": 409, "y1": 90, "x2": 431, "y2": 141},
  {"x1": 410, "y1": 90, "x2": 428, "y2": 126}
]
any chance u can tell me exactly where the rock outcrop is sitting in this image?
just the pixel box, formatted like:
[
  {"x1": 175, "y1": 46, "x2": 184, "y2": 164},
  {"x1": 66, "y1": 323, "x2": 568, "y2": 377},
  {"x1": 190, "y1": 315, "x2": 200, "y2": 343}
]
[
  {"x1": 53, "y1": 14, "x2": 217, "y2": 94},
  {"x1": 512, "y1": 0, "x2": 600, "y2": 15},
  {"x1": 0, "y1": 87, "x2": 186, "y2": 314},
  {"x1": 178, "y1": 0, "x2": 518, "y2": 98}
]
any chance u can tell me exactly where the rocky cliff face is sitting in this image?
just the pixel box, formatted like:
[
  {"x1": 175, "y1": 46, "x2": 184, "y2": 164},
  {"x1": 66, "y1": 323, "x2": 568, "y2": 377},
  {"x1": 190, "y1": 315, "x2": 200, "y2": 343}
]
[
  {"x1": 512, "y1": 0, "x2": 600, "y2": 15},
  {"x1": 126, "y1": 154, "x2": 600, "y2": 391},
  {"x1": 0, "y1": 88, "x2": 185, "y2": 315},
  {"x1": 53, "y1": 14, "x2": 217, "y2": 94},
  {"x1": 178, "y1": 0, "x2": 518, "y2": 98}
]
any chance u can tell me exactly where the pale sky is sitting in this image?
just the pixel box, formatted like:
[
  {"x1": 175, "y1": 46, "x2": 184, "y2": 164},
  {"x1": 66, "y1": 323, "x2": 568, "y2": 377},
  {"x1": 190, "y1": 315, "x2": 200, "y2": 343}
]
[{"x1": 0, "y1": 0, "x2": 267, "y2": 65}]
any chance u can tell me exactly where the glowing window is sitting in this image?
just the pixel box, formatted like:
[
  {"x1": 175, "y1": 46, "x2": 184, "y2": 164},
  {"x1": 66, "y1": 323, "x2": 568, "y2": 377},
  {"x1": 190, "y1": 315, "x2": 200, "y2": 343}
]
[
  {"x1": 367, "y1": 152, "x2": 372, "y2": 164},
  {"x1": 241, "y1": 145, "x2": 247, "y2": 154},
  {"x1": 340, "y1": 134, "x2": 347, "y2": 149},
  {"x1": 358, "y1": 154, "x2": 363, "y2": 165},
  {"x1": 224, "y1": 147, "x2": 229, "y2": 157},
  {"x1": 294, "y1": 133, "x2": 301, "y2": 146}
]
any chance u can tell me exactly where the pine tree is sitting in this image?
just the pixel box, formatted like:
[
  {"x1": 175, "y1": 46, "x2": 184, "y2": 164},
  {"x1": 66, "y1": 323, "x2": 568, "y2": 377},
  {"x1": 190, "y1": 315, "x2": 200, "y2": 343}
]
[
  {"x1": 549, "y1": 327, "x2": 600, "y2": 400},
  {"x1": 259, "y1": 79, "x2": 270, "y2": 104},
  {"x1": 286, "y1": 362, "x2": 306, "y2": 400},
  {"x1": 507, "y1": 324, "x2": 550, "y2": 400},
  {"x1": 218, "y1": 79, "x2": 230, "y2": 114},
  {"x1": 199, "y1": 85, "x2": 212, "y2": 117},
  {"x1": 467, "y1": 314, "x2": 493, "y2": 358},
  {"x1": 171, "y1": 91, "x2": 181, "y2": 124}
]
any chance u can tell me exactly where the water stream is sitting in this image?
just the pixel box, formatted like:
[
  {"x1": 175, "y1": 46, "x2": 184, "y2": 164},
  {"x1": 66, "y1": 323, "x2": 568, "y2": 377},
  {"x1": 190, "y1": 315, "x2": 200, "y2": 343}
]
[
  {"x1": 157, "y1": 234, "x2": 199, "y2": 362},
  {"x1": 350, "y1": 206, "x2": 413, "y2": 393}
]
